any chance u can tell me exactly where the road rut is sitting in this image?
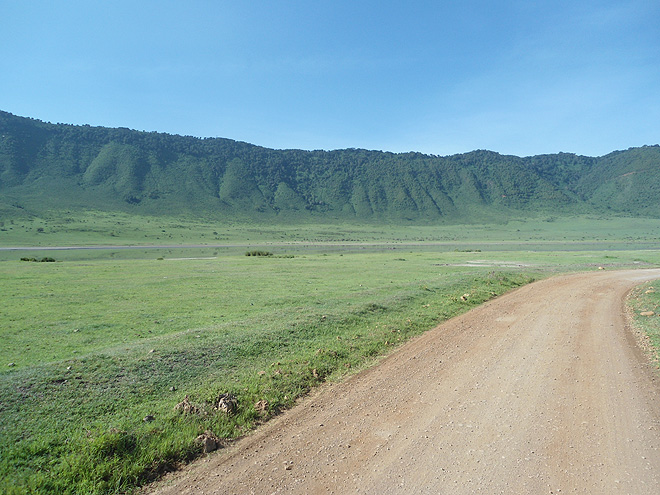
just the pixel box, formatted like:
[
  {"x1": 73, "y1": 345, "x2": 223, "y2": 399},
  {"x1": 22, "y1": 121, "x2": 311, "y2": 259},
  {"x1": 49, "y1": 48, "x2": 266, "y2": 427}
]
[{"x1": 149, "y1": 269, "x2": 660, "y2": 494}]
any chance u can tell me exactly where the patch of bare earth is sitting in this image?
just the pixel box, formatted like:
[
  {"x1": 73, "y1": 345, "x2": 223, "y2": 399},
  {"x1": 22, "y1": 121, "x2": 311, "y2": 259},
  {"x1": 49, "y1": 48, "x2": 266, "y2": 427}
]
[{"x1": 147, "y1": 269, "x2": 660, "y2": 494}]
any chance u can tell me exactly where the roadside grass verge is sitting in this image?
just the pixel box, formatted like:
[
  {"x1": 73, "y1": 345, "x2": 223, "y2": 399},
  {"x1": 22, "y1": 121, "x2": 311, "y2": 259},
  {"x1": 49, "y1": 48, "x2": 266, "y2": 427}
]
[
  {"x1": 628, "y1": 282, "x2": 660, "y2": 367},
  {"x1": 0, "y1": 252, "x2": 536, "y2": 494}
]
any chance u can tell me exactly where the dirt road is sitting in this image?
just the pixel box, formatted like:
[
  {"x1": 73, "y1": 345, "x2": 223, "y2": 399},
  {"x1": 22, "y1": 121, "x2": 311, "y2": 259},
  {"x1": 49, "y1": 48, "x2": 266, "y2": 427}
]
[{"x1": 149, "y1": 270, "x2": 660, "y2": 494}]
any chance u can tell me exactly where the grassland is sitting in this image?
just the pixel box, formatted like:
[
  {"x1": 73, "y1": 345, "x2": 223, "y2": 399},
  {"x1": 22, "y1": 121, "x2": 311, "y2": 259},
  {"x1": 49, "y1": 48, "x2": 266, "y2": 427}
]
[
  {"x1": 1, "y1": 211, "x2": 659, "y2": 259},
  {"x1": 2, "y1": 214, "x2": 660, "y2": 494}
]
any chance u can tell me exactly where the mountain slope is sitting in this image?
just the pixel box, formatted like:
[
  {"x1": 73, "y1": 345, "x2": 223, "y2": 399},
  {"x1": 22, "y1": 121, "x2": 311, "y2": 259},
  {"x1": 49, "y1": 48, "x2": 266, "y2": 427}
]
[{"x1": 1, "y1": 110, "x2": 658, "y2": 223}]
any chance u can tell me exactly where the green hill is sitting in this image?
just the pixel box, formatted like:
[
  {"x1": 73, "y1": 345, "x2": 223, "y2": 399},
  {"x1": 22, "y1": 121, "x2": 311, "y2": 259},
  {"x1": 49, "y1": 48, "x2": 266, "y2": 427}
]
[{"x1": 1, "y1": 110, "x2": 659, "y2": 223}]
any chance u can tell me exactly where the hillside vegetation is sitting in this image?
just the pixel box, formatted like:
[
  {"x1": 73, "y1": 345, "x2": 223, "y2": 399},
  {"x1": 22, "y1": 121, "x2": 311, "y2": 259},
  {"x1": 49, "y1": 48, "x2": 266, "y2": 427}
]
[{"x1": 1, "y1": 110, "x2": 659, "y2": 223}]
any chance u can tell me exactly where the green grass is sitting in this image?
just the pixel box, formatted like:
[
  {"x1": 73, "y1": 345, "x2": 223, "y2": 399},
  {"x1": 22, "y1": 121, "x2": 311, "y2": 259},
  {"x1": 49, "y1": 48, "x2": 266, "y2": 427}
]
[
  {"x1": 2, "y1": 210, "x2": 660, "y2": 253},
  {"x1": 1, "y1": 251, "x2": 540, "y2": 494},
  {"x1": 2, "y1": 218, "x2": 660, "y2": 494},
  {"x1": 628, "y1": 282, "x2": 660, "y2": 368}
]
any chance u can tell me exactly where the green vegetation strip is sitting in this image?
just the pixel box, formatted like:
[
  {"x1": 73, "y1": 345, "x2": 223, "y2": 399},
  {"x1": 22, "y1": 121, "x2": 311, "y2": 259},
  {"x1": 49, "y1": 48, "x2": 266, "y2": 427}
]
[
  {"x1": 628, "y1": 282, "x2": 660, "y2": 367},
  {"x1": 2, "y1": 212, "x2": 660, "y2": 255},
  {"x1": 0, "y1": 252, "x2": 535, "y2": 494}
]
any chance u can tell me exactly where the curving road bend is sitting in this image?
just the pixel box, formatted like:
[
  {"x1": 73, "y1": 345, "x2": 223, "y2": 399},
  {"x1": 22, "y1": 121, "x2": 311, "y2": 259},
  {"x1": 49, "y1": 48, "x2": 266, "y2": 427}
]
[{"x1": 149, "y1": 269, "x2": 660, "y2": 495}]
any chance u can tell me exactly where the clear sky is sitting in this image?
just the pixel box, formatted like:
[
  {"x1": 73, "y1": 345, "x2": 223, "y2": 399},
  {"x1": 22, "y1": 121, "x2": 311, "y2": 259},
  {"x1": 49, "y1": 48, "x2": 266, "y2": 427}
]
[{"x1": 1, "y1": 1, "x2": 658, "y2": 157}]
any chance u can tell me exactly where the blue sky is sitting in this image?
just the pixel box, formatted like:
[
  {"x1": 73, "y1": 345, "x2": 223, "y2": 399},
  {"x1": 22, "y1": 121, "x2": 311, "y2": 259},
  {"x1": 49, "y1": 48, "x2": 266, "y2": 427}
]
[{"x1": 1, "y1": 1, "x2": 658, "y2": 157}]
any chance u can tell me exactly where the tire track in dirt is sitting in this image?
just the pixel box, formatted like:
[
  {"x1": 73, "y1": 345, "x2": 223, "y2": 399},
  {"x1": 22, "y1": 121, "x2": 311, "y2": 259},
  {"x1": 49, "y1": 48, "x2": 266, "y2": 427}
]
[{"x1": 148, "y1": 269, "x2": 660, "y2": 494}]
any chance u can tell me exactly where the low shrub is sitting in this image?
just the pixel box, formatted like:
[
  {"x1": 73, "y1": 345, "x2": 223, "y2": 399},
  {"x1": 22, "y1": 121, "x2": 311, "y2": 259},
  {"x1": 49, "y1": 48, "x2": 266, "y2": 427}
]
[{"x1": 245, "y1": 250, "x2": 273, "y2": 257}]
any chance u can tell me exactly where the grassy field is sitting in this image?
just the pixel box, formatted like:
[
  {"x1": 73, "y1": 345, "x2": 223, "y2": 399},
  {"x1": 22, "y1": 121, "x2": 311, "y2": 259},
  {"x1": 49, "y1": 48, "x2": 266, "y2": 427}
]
[
  {"x1": 2, "y1": 215, "x2": 660, "y2": 494},
  {"x1": 1, "y1": 210, "x2": 659, "y2": 251}
]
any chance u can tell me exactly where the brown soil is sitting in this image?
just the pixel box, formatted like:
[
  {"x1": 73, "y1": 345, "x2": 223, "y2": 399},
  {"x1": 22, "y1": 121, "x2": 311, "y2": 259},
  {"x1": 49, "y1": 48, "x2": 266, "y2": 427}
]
[{"x1": 147, "y1": 269, "x2": 660, "y2": 494}]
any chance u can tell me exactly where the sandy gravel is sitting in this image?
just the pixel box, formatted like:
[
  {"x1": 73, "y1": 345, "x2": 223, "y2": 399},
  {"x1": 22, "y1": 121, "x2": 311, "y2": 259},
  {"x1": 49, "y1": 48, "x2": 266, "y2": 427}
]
[{"x1": 148, "y1": 269, "x2": 660, "y2": 495}]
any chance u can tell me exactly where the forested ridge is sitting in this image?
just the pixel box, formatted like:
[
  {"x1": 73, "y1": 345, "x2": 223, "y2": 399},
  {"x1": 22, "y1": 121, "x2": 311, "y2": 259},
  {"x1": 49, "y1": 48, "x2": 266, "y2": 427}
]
[{"x1": 1, "y1": 110, "x2": 659, "y2": 223}]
